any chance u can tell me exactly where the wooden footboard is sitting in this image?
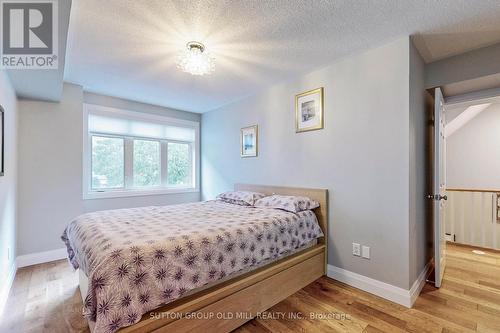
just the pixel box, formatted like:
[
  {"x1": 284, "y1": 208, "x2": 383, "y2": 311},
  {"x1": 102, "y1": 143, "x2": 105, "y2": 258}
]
[{"x1": 119, "y1": 245, "x2": 325, "y2": 333}]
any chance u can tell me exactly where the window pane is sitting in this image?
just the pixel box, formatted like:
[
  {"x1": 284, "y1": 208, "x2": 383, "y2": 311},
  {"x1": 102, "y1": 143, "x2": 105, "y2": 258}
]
[
  {"x1": 133, "y1": 140, "x2": 161, "y2": 187},
  {"x1": 167, "y1": 142, "x2": 191, "y2": 186},
  {"x1": 92, "y1": 136, "x2": 124, "y2": 189}
]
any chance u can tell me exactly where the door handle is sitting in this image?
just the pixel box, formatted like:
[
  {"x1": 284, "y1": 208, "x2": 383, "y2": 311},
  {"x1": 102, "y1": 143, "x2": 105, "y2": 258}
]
[{"x1": 427, "y1": 194, "x2": 447, "y2": 201}]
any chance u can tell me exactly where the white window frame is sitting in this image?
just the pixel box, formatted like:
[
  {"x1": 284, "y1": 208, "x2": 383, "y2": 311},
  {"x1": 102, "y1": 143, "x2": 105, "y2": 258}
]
[{"x1": 83, "y1": 104, "x2": 200, "y2": 200}]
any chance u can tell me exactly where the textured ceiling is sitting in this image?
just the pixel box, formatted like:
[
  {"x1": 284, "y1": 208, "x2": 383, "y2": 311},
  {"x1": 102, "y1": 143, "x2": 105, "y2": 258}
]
[{"x1": 64, "y1": 0, "x2": 500, "y2": 112}]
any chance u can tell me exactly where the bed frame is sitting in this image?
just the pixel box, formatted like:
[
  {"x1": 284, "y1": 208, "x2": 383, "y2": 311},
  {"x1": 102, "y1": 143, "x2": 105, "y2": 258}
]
[{"x1": 114, "y1": 184, "x2": 328, "y2": 333}]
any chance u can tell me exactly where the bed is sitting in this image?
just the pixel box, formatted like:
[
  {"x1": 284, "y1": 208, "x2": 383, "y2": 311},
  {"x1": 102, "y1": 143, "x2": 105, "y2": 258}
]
[{"x1": 62, "y1": 184, "x2": 328, "y2": 333}]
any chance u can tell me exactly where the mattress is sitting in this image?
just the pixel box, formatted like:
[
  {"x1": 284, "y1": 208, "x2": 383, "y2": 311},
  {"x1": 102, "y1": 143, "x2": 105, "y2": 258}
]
[{"x1": 62, "y1": 200, "x2": 323, "y2": 333}]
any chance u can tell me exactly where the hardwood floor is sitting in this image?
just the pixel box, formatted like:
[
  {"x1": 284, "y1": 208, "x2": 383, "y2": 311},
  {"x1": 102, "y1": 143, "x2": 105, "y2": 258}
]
[{"x1": 1, "y1": 243, "x2": 500, "y2": 333}]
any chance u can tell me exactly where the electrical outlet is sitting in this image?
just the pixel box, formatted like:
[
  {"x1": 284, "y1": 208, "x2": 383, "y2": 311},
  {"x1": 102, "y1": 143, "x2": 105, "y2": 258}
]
[
  {"x1": 352, "y1": 243, "x2": 361, "y2": 256},
  {"x1": 362, "y1": 246, "x2": 370, "y2": 259}
]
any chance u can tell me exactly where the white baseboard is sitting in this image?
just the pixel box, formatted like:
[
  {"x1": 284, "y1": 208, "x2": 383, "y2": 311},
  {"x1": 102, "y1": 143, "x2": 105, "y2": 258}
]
[
  {"x1": 327, "y1": 263, "x2": 430, "y2": 308},
  {"x1": 409, "y1": 262, "x2": 431, "y2": 306},
  {"x1": 16, "y1": 248, "x2": 67, "y2": 268},
  {"x1": 0, "y1": 262, "x2": 17, "y2": 318}
]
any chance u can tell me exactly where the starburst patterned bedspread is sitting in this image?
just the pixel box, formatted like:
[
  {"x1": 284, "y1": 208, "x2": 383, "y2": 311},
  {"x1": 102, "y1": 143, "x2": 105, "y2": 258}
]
[{"x1": 61, "y1": 200, "x2": 324, "y2": 333}]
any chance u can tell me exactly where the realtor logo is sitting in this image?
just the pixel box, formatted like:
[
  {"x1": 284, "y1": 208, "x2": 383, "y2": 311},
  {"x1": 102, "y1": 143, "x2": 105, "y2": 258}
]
[{"x1": 1, "y1": 0, "x2": 58, "y2": 69}]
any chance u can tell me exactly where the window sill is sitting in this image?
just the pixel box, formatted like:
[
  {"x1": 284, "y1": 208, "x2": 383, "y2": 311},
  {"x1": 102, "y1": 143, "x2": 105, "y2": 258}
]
[{"x1": 83, "y1": 187, "x2": 199, "y2": 200}]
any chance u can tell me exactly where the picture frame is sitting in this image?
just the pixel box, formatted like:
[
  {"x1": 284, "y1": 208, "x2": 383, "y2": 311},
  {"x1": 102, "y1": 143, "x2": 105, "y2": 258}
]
[
  {"x1": 295, "y1": 87, "x2": 324, "y2": 133},
  {"x1": 240, "y1": 125, "x2": 258, "y2": 157},
  {"x1": 0, "y1": 106, "x2": 4, "y2": 176}
]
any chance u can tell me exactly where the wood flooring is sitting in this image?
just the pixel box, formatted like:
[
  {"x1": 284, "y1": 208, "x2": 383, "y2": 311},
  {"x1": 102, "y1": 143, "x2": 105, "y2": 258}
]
[{"x1": 1, "y1": 243, "x2": 499, "y2": 333}]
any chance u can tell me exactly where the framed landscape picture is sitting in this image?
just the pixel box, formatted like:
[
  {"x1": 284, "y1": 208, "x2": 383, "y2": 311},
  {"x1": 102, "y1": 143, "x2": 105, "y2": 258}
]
[
  {"x1": 240, "y1": 125, "x2": 258, "y2": 157},
  {"x1": 295, "y1": 87, "x2": 324, "y2": 133},
  {"x1": 0, "y1": 106, "x2": 4, "y2": 176}
]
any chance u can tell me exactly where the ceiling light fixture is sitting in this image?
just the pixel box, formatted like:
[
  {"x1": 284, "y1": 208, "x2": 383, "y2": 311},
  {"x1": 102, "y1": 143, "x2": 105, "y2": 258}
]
[{"x1": 177, "y1": 41, "x2": 215, "y2": 76}]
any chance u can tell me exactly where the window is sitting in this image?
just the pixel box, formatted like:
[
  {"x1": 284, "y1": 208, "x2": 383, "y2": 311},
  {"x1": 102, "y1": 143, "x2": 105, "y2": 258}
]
[
  {"x1": 167, "y1": 142, "x2": 191, "y2": 186},
  {"x1": 133, "y1": 139, "x2": 160, "y2": 187},
  {"x1": 91, "y1": 136, "x2": 124, "y2": 189},
  {"x1": 83, "y1": 104, "x2": 199, "y2": 199}
]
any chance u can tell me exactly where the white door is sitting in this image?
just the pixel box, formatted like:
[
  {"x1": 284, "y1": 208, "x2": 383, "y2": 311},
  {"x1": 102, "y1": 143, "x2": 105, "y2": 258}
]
[{"x1": 433, "y1": 87, "x2": 447, "y2": 288}]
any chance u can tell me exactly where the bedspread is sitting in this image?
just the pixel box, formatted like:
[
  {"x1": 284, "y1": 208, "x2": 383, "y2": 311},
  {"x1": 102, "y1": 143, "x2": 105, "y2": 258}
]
[{"x1": 61, "y1": 200, "x2": 323, "y2": 333}]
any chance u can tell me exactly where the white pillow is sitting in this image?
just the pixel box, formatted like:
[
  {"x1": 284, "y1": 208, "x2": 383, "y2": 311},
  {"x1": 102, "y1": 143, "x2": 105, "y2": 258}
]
[
  {"x1": 216, "y1": 191, "x2": 266, "y2": 206},
  {"x1": 254, "y1": 195, "x2": 319, "y2": 213}
]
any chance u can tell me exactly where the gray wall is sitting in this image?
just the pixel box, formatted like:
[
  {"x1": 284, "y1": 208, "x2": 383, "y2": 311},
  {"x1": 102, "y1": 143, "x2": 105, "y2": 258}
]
[
  {"x1": 425, "y1": 42, "x2": 500, "y2": 89},
  {"x1": 0, "y1": 71, "x2": 18, "y2": 288},
  {"x1": 18, "y1": 84, "x2": 201, "y2": 256},
  {"x1": 202, "y1": 37, "x2": 417, "y2": 289},
  {"x1": 447, "y1": 103, "x2": 500, "y2": 189},
  {"x1": 84, "y1": 92, "x2": 201, "y2": 122},
  {"x1": 409, "y1": 41, "x2": 431, "y2": 285}
]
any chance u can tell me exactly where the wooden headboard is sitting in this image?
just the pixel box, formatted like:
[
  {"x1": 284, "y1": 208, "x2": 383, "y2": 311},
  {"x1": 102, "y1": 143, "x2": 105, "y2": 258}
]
[{"x1": 234, "y1": 184, "x2": 329, "y2": 249}]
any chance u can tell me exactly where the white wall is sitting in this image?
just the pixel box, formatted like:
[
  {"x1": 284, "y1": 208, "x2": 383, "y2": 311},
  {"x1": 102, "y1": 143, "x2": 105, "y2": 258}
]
[
  {"x1": 202, "y1": 37, "x2": 420, "y2": 289},
  {"x1": 447, "y1": 103, "x2": 500, "y2": 189},
  {"x1": 17, "y1": 84, "x2": 201, "y2": 256},
  {"x1": 0, "y1": 71, "x2": 18, "y2": 291}
]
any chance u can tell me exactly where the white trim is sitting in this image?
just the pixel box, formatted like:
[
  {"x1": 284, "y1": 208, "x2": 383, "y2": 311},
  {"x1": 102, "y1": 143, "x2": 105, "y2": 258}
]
[
  {"x1": 84, "y1": 187, "x2": 200, "y2": 200},
  {"x1": 409, "y1": 262, "x2": 432, "y2": 307},
  {"x1": 0, "y1": 262, "x2": 17, "y2": 318},
  {"x1": 83, "y1": 105, "x2": 90, "y2": 197},
  {"x1": 16, "y1": 248, "x2": 67, "y2": 268},
  {"x1": 327, "y1": 263, "x2": 430, "y2": 308},
  {"x1": 82, "y1": 104, "x2": 201, "y2": 200}
]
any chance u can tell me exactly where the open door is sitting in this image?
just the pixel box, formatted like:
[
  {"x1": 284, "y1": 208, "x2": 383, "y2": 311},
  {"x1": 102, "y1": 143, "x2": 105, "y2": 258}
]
[{"x1": 432, "y1": 87, "x2": 447, "y2": 287}]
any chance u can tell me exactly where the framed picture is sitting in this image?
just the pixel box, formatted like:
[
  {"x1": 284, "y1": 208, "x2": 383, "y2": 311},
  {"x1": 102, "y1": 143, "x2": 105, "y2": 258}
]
[
  {"x1": 295, "y1": 87, "x2": 324, "y2": 133},
  {"x1": 0, "y1": 106, "x2": 4, "y2": 176},
  {"x1": 240, "y1": 125, "x2": 258, "y2": 157}
]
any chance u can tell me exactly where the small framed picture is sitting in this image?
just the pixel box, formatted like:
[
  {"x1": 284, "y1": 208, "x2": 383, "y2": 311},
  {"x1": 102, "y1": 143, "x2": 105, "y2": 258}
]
[
  {"x1": 240, "y1": 125, "x2": 258, "y2": 157},
  {"x1": 295, "y1": 87, "x2": 324, "y2": 133},
  {"x1": 0, "y1": 106, "x2": 4, "y2": 176}
]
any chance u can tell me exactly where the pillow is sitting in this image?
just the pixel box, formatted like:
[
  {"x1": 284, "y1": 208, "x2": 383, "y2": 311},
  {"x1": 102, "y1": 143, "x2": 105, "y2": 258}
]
[
  {"x1": 216, "y1": 191, "x2": 266, "y2": 206},
  {"x1": 254, "y1": 195, "x2": 319, "y2": 213}
]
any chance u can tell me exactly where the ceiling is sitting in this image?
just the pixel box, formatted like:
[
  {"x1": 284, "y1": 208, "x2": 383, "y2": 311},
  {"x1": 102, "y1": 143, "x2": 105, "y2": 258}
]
[
  {"x1": 445, "y1": 103, "x2": 491, "y2": 136},
  {"x1": 63, "y1": 0, "x2": 500, "y2": 113}
]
